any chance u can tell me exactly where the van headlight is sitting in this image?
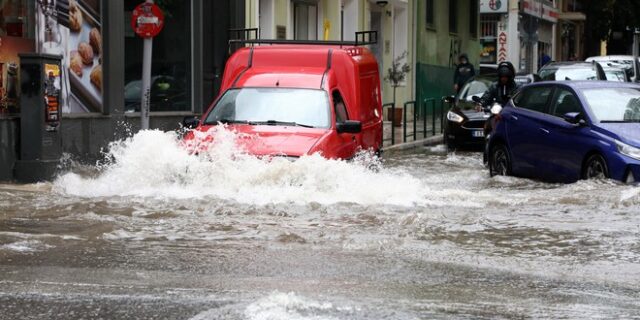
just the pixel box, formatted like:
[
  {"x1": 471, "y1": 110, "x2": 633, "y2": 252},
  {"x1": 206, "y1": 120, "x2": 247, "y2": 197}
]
[
  {"x1": 616, "y1": 140, "x2": 640, "y2": 160},
  {"x1": 447, "y1": 111, "x2": 464, "y2": 123}
]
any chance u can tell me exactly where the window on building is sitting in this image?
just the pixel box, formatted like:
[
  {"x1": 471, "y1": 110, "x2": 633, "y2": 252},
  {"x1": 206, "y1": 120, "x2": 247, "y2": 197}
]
[
  {"x1": 124, "y1": 0, "x2": 191, "y2": 112},
  {"x1": 480, "y1": 15, "x2": 499, "y2": 64},
  {"x1": 425, "y1": 0, "x2": 434, "y2": 29},
  {"x1": 449, "y1": 0, "x2": 457, "y2": 33},
  {"x1": 469, "y1": 0, "x2": 478, "y2": 37},
  {"x1": 293, "y1": 1, "x2": 318, "y2": 40}
]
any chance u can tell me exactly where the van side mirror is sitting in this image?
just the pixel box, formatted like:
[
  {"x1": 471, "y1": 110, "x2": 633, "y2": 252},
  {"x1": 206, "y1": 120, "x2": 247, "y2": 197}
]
[
  {"x1": 443, "y1": 95, "x2": 455, "y2": 103},
  {"x1": 563, "y1": 112, "x2": 587, "y2": 126},
  {"x1": 183, "y1": 116, "x2": 200, "y2": 129},
  {"x1": 336, "y1": 120, "x2": 362, "y2": 134},
  {"x1": 471, "y1": 96, "x2": 482, "y2": 103}
]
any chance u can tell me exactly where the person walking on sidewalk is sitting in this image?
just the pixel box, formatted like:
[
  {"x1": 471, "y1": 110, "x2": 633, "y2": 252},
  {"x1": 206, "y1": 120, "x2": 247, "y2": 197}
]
[{"x1": 453, "y1": 53, "x2": 476, "y2": 93}]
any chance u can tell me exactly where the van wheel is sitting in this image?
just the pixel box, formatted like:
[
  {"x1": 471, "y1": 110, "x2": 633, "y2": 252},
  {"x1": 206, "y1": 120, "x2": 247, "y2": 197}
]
[
  {"x1": 444, "y1": 133, "x2": 456, "y2": 151},
  {"x1": 490, "y1": 144, "x2": 511, "y2": 177},
  {"x1": 582, "y1": 154, "x2": 609, "y2": 180}
]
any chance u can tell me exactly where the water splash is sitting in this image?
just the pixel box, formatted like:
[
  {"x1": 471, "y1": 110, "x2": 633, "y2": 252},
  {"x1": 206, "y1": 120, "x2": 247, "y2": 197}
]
[{"x1": 54, "y1": 128, "x2": 425, "y2": 206}]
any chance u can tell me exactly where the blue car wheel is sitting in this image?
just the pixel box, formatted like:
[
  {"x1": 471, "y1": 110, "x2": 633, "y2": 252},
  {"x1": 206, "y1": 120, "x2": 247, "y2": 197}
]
[{"x1": 582, "y1": 154, "x2": 609, "y2": 180}]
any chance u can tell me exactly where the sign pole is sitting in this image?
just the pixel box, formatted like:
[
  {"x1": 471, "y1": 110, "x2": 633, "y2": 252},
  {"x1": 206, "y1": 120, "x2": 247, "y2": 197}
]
[
  {"x1": 140, "y1": 0, "x2": 153, "y2": 130},
  {"x1": 132, "y1": 0, "x2": 163, "y2": 129}
]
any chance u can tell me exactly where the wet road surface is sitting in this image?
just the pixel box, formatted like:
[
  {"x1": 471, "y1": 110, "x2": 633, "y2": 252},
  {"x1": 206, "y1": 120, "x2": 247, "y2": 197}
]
[{"x1": 1, "y1": 130, "x2": 640, "y2": 319}]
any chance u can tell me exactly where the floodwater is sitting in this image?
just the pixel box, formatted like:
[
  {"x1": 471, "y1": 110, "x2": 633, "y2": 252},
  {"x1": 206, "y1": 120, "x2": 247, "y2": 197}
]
[{"x1": 1, "y1": 128, "x2": 640, "y2": 319}]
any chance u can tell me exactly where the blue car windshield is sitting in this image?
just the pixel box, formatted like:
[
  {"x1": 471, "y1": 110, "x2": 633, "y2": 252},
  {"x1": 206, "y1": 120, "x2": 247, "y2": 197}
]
[
  {"x1": 583, "y1": 88, "x2": 640, "y2": 122},
  {"x1": 204, "y1": 88, "x2": 331, "y2": 128}
]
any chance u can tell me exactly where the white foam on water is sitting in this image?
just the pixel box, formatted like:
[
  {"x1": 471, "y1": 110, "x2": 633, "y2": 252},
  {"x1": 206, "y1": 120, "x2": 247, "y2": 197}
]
[
  {"x1": 54, "y1": 128, "x2": 427, "y2": 206},
  {"x1": 243, "y1": 292, "x2": 342, "y2": 320},
  {"x1": 0, "y1": 240, "x2": 54, "y2": 253}
]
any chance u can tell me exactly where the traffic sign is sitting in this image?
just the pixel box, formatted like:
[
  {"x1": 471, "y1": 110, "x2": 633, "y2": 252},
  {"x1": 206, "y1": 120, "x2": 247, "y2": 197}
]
[{"x1": 131, "y1": 2, "x2": 164, "y2": 38}]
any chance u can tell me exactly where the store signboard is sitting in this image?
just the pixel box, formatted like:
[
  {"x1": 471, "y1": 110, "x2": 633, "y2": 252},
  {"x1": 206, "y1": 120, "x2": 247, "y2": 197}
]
[
  {"x1": 521, "y1": 0, "x2": 558, "y2": 23},
  {"x1": 497, "y1": 31, "x2": 508, "y2": 63},
  {"x1": 480, "y1": 0, "x2": 508, "y2": 13},
  {"x1": 36, "y1": 0, "x2": 103, "y2": 114}
]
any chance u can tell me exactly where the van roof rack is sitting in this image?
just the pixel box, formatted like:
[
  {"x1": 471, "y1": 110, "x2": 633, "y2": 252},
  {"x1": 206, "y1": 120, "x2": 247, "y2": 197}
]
[{"x1": 228, "y1": 29, "x2": 377, "y2": 53}]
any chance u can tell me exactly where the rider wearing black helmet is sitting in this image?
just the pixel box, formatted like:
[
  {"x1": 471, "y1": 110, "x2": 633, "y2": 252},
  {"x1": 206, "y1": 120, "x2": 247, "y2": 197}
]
[{"x1": 479, "y1": 61, "x2": 520, "y2": 109}]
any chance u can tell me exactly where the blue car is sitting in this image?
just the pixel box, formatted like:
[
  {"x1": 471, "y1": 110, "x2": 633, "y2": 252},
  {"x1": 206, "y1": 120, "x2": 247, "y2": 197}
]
[{"x1": 487, "y1": 81, "x2": 640, "y2": 183}]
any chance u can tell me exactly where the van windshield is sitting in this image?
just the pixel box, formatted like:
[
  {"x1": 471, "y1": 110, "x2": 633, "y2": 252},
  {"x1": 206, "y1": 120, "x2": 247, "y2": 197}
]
[{"x1": 204, "y1": 88, "x2": 331, "y2": 128}]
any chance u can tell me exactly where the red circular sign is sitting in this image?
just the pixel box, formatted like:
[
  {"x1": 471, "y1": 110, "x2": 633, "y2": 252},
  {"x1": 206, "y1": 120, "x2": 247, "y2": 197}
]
[{"x1": 131, "y1": 2, "x2": 164, "y2": 38}]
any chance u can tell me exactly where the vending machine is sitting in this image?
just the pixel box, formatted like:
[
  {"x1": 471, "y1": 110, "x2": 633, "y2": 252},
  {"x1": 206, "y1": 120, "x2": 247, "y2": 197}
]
[{"x1": 15, "y1": 53, "x2": 63, "y2": 182}]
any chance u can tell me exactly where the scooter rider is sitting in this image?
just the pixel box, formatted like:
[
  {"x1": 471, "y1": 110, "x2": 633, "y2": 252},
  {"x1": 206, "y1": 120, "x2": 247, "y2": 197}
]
[
  {"x1": 478, "y1": 61, "x2": 520, "y2": 165},
  {"x1": 478, "y1": 61, "x2": 520, "y2": 111}
]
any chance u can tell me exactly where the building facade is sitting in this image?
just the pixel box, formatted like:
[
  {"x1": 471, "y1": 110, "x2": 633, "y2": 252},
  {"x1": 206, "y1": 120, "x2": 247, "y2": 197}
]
[
  {"x1": 480, "y1": 0, "x2": 559, "y2": 73},
  {"x1": 243, "y1": 0, "x2": 416, "y2": 107},
  {"x1": 0, "y1": 0, "x2": 246, "y2": 181},
  {"x1": 415, "y1": 0, "x2": 481, "y2": 102}
]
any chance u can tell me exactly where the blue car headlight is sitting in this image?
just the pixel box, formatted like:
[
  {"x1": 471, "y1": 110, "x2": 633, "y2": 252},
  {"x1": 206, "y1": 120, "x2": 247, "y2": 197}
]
[
  {"x1": 616, "y1": 140, "x2": 640, "y2": 161},
  {"x1": 447, "y1": 111, "x2": 464, "y2": 123}
]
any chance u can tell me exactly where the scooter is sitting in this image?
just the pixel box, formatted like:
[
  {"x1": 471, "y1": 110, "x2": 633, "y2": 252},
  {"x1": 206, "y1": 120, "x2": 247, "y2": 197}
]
[{"x1": 471, "y1": 96, "x2": 503, "y2": 165}]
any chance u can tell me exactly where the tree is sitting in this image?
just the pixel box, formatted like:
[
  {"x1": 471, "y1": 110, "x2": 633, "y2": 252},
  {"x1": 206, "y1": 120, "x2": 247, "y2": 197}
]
[
  {"x1": 384, "y1": 51, "x2": 411, "y2": 106},
  {"x1": 583, "y1": 0, "x2": 640, "y2": 54}
]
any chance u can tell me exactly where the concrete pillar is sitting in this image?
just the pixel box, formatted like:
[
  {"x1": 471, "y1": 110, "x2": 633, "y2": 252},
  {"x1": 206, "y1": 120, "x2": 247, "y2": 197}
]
[{"x1": 507, "y1": 0, "x2": 520, "y2": 68}]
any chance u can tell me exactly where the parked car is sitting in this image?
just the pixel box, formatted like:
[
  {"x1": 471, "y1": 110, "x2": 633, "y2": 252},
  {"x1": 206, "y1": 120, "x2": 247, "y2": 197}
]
[
  {"x1": 486, "y1": 81, "x2": 640, "y2": 183},
  {"x1": 603, "y1": 66, "x2": 630, "y2": 82},
  {"x1": 586, "y1": 55, "x2": 639, "y2": 81},
  {"x1": 124, "y1": 75, "x2": 187, "y2": 112},
  {"x1": 182, "y1": 42, "x2": 383, "y2": 159},
  {"x1": 444, "y1": 73, "x2": 536, "y2": 150},
  {"x1": 538, "y1": 61, "x2": 606, "y2": 81}
]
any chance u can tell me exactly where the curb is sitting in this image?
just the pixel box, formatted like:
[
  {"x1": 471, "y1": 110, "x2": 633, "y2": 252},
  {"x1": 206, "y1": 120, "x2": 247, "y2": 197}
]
[{"x1": 382, "y1": 134, "x2": 443, "y2": 152}]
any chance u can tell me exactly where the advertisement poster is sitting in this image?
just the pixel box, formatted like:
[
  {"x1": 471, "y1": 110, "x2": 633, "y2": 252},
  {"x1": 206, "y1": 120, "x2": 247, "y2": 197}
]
[
  {"x1": 44, "y1": 63, "x2": 61, "y2": 128},
  {"x1": 0, "y1": 35, "x2": 34, "y2": 113},
  {"x1": 37, "y1": 0, "x2": 102, "y2": 113}
]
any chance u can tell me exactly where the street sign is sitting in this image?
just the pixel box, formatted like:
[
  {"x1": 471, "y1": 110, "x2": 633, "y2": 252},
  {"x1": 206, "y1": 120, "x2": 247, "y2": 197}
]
[
  {"x1": 480, "y1": 0, "x2": 508, "y2": 13},
  {"x1": 131, "y1": 2, "x2": 164, "y2": 38},
  {"x1": 498, "y1": 31, "x2": 508, "y2": 62},
  {"x1": 132, "y1": 1, "x2": 163, "y2": 130}
]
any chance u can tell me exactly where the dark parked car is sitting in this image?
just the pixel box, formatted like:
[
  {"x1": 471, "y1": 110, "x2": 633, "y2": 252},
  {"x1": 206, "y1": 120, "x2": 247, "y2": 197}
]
[
  {"x1": 538, "y1": 61, "x2": 606, "y2": 81},
  {"x1": 444, "y1": 73, "x2": 537, "y2": 150},
  {"x1": 487, "y1": 81, "x2": 640, "y2": 183},
  {"x1": 444, "y1": 75, "x2": 493, "y2": 150}
]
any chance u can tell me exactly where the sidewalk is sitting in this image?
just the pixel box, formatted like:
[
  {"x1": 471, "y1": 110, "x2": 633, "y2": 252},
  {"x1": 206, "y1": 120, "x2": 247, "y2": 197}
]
[{"x1": 382, "y1": 119, "x2": 443, "y2": 147}]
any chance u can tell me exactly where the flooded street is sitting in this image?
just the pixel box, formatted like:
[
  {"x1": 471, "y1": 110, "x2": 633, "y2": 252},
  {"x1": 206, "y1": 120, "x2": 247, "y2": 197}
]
[{"x1": 1, "y1": 130, "x2": 640, "y2": 319}]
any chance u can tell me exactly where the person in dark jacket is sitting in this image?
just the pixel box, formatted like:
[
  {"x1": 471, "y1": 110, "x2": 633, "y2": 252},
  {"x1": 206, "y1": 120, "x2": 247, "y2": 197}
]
[
  {"x1": 453, "y1": 53, "x2": 476, "y2": 93},
  {"x1": 479, "y1": 61, "x2": 520, "y2": 109}
]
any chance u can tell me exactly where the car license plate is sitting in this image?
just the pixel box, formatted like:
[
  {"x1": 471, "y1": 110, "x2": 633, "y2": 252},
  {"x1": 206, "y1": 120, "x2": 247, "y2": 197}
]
[{"x1": 472, "y1": 130, "x2": 484, "y2": 138}]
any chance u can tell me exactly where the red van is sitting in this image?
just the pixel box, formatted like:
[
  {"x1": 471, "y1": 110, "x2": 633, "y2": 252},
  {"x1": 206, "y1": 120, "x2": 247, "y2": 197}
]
[{"x1": 183, "y1": 37, "x2": 383, "y2": 159}]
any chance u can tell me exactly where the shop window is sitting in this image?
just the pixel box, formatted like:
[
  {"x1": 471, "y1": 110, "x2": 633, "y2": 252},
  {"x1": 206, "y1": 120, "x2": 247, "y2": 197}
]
[
  {"x1": 124, "y1": 0, "x2": 191, "y2": 112},
  {"x1": 449, "y1": 0, "x2": 458, "y2": 34},
  {"x1": 425, "y1": 0, "x2": 434, "y2": 29}
]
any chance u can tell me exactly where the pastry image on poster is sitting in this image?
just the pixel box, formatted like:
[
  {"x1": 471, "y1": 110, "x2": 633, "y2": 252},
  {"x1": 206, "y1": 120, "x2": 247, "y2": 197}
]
[{"x1": 37, "y1": 0, "x2": 102, "y2": 113}]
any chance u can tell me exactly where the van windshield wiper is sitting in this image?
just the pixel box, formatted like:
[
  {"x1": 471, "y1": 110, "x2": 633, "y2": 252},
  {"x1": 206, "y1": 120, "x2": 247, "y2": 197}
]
[
  {"x1": 208, "y1": 119, "x2": 254, "y2": 125},
  {"x1": 253, "y1": 120, "x2": 315, "y2": 128}
]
